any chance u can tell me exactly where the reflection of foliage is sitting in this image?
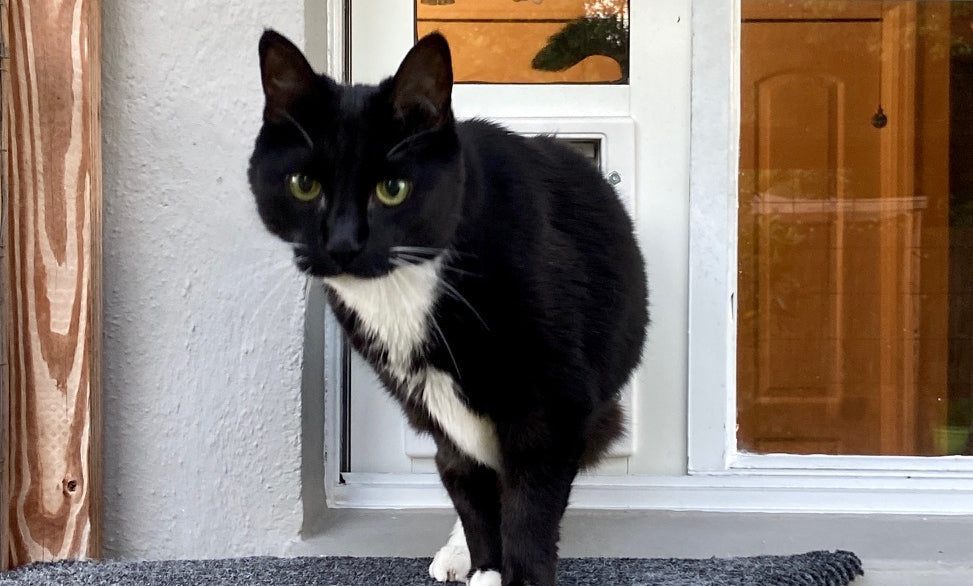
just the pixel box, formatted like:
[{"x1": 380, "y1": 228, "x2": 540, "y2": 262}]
[
  {"x1": 953, "y1": 3, "x2": 973, "y2": 17},
  {"x1": 954, "y1": 41, "x2": 973, "y2": 62},
  {"x1": 953, "y1": 3, "x2": 973, "y2": 61},
  {"x1": 531, "y1": 15, "x2": 629, "y2": 82},
  {"x1": 766, "y1": 220, "x2": 809, "y2": 265},
  {"x1": 761, "y1": 219, "x2": 808, "y2": 317},
  {"x1": 950, "y1": 192, "x2": 973, "y2": 227},
  {"x1": 949, "y1": 398, "x2": 972, "y2": 427},
  {"x1": 738, "y1": 214, "x2": 810, "y2": 321}
]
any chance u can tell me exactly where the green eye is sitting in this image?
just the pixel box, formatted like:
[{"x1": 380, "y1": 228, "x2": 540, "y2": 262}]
[
  {"x1": 288, "y1": 174, "x2": 322, "y2": 202},
  {"x1": 375, "y1": 179, "x2": 412, "y2": 207}
]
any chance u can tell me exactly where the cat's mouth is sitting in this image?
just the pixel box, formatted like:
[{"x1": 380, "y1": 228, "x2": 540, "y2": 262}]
[
  {"x1": 293, "y1": 252, "x2": 325, "y2": 276},
  {"x1": 292, "y1": 246, "x2": 393, "y2": 279},
  {"x1": 290, "y1": 244, "x2": 447, "y2": 280}
]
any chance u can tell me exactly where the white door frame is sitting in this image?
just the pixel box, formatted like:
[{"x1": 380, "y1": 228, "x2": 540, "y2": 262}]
[{"x1": 334, "y1": 0, "x2": 673, "y2": 480}]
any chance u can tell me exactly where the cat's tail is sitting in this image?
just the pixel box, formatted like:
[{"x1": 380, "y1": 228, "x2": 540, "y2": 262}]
[{"x1": 578, "y1": 400, "x2": 625, "y2": 470}]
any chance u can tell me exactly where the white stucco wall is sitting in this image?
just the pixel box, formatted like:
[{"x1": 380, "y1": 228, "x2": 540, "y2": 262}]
[{"x1": 101, "y1": 0, "x2": 308, "y2": 559}]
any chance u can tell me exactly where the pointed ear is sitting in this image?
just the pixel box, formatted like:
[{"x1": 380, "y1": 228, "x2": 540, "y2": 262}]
[
  {"x1": 391, "y1": 32, "x2": 454, "y2": 131},
  {"x1": 258, "y1": 30, "x2": 317, "y2": 122}
]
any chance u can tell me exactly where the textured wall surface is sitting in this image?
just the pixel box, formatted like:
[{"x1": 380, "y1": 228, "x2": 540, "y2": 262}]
[{"x1": 100, "y1": 0, "x2": 307, "y2": 559}]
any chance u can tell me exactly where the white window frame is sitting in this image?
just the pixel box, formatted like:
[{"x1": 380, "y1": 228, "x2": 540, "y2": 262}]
[
  {"x1": 686, "y1": 0, "x2": 973, "y2": 510},
  {"x1": 316, "y1": 0, "x2": 973, "y2": 514}
]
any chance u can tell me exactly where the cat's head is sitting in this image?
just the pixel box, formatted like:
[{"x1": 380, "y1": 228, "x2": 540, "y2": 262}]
[{"x1": 248, "y1": 31, "x2": 463, "y2": 279}]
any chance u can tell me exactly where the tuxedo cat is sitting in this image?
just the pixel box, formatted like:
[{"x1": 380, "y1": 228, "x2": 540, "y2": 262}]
[{"x1": 249, "y1": 31, "x2": 648, "y2": 586}]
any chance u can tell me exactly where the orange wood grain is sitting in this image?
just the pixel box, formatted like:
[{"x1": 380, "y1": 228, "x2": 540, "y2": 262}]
[
  {"x1": 742, "y1": 1, "x2": 883, "y2": 20},
  {"x1": 1, "y1": 0, "x2": 102, "y2": 569},
  {"x1": 737, "y1": 2, "x2": 954, "y2": 456},
  {"x1": 417, "y1": 0, "x2": 628, "y2": 21},
  {"x1": 416, "y1": 21, "x2": 622, "y2": 83},
  {"x1": 912, "y1": 3, "x2": 951, "y2": 455},
  {"x1": 416, "y1": 0, "x2": 628, "y2": 83}
]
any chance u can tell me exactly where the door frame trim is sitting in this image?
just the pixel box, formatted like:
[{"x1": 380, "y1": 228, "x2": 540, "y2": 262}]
[{"x1": 332, "y1": 471, "x2": 973, "y2": 514}]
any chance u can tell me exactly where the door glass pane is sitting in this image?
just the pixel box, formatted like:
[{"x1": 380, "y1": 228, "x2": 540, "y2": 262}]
[
  {"x1": 414, "y1": 0, "x2": 629, "y2": 84},
  {"x1": 737, "y1": 1, "x2": 973, "y2": 456}
]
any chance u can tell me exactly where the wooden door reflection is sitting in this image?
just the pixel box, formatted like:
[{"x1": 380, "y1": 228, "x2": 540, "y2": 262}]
[{"x1": 737, "y1": 2, "x2": 952, "y2": 455}]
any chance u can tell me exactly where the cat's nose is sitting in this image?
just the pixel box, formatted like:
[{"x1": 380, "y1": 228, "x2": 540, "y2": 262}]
[
  {"x1": 326, "y1": 207, "x2": 365, "y2": 269},
  {"x1": 326, "y1": 235, "x2": 363, "y2": 269},
  {"x1": 329, "y1": 247, "x2": 359, "y2": 269}
]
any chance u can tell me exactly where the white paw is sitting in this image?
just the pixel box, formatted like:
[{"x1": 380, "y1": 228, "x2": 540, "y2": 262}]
[
  {"x1": 429, "y1": 518, "x2": 471, "y2": 583},
  {"x1": 429, "y1": 543, "x2": 471, "y2": 583},
  {"x1": 469, "y1": 570, "x2": 501, "y2": 586}
]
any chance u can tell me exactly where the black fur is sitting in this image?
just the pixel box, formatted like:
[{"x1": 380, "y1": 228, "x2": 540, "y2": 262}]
[{"x1": 249, "y1": 30, "x2": 648, "y2": 586}]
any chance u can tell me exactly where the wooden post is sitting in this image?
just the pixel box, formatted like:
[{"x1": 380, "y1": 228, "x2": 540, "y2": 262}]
[{"x1": 1, "y1": 0, "x2": 102, "y2": 569}]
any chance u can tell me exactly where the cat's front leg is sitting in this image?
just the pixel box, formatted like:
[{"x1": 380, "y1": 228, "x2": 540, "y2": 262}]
[
  {"x1": 429, "y1": 520, "x2": 503, "y2": 586},
  {"x1": 497, "y1": 430, "x2": 580, "y2": 586},
  {"x1": 434, "y1": 439, "x2": 503, "y2": 583},
  {"x1": 429, "y1": 517, "x2": 470, "y2": 583}
]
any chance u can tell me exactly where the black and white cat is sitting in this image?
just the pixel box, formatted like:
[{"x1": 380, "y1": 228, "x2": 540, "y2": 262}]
[{"x1": 249, "y1": 31, "x2": 648, "y2": 586}]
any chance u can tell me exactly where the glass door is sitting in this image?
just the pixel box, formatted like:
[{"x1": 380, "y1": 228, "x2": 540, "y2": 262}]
[
  {"x1": 737, "y1": 1, "x2": 973, "y2": 458},
  {"x1": 341, "y1": 0, "x2": 650, "y2": 478}
]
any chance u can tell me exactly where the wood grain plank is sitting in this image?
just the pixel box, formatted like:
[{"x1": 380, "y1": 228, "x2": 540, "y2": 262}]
[
  {"x1": 742, "y1": 1, "x2": 883, "y2": 21},
  {"x1": 416, "y1": 0, "x2": 628, "y2": 22},
  {"x1": 1, "y1": 0, "x2": 101, "y2": 569},
  {"x1": 416, "y1": 20, "x2": 623, "y2": 83}
]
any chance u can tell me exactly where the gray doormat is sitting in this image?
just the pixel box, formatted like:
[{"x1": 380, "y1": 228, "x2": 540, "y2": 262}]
[{"x1": 0, "y1": 551, "x2": 863, "y2": 586}]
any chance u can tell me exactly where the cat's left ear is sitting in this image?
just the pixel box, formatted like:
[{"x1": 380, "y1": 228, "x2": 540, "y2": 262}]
[
  {"x1": 258, "y1": 30, "x2": 317, "y2": 122},
  {"x1": 391, "y1": 32, "x2": 454, "y2": 131}
]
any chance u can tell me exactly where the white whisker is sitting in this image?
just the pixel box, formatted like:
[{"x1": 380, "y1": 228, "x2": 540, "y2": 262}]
[
  {"x1": 249, "y1": 265, "x2": 304, "y2": 317},
  {"x1": 389, "y1": 260, "x2": 461, "y2": 379},
  {"x1": 392, "y1": 251, "x2": 481, "y2": 280},
  {"x1": 390, "y1": 246, "x2": 442, "y2": 257},
  {"x1": 391, "y1": 246, "x2": 476, "y2": 262},
  {"x1": 283, "y1": 112, "x2": 315, "y2": 149},
  {"x1": 438, "y1": 279, "x2": 489, "y2": 331},
  {"x1": 390, "y1": 252, "x2": 426, "y2": 264},
  {"x1": 428, "y1": 313, "x2": 461, "y2": 380},
  {"x1": 390, "y1": 254, "x2": 486, "y2": 329},
  {"x1": 222, "y1": 251, "x2": 295, "y2": 283},
  {"x1": 384, "y1": 267, "x2": 429, "y2": 377},
  {"x1": 440, "y1": 264, "x2": 481, "y2": 279}
]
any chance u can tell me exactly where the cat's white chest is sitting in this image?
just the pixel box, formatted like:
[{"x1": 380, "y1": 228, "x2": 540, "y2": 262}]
[
  {"x1": 323, "y1": 261, "x2": 500, "y2": 470},
  {"x1": 324, "y1": 261, "x2": 442, "y2": 380}
]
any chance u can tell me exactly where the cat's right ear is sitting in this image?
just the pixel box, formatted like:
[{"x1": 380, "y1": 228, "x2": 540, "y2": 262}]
[
  {"x1": 390, "y1": 32, "x2": 454, "y2": 131},
  {"x1": 258, "y1": 30, "x2": 317, "y2": 122}
]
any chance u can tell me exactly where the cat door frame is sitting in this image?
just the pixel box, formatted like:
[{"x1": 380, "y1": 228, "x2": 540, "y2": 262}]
[{"x1": 315, "y1": 0, "x2": 973, "y2": 514}]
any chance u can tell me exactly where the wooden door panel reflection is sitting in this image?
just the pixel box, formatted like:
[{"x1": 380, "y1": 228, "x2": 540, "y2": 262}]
[{"x1": 737, "y1": 6, "x2": 943, "y2": 455}]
